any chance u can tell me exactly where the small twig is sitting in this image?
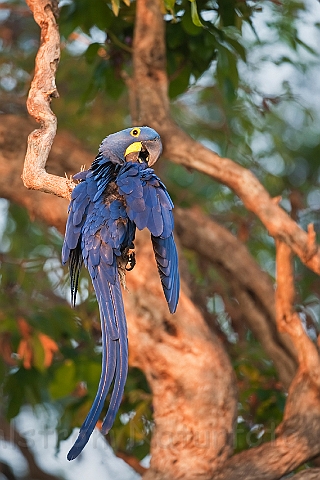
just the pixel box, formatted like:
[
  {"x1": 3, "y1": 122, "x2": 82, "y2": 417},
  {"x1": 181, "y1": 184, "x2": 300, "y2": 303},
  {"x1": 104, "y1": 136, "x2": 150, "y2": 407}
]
[{"x1": 22, "y1": 0, "x2": 75, "y2": 199}]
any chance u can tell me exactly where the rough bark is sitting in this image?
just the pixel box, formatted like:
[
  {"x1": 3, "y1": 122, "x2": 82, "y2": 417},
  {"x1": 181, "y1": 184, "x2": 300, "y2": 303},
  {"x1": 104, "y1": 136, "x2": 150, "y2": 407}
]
[
  {"x1": 175, "y1": 208, "x2": 298, "y2": 387},
  {"x1": 124, "y1": 231, "x2": 237, "y2": 478}
]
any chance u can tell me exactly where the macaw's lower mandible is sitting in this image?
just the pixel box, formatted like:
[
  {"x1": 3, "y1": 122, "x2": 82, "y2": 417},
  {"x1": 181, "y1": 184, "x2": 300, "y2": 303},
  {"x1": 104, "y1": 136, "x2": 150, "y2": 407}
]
[{"x1": 62, "y1": 126, "x2": 180, "y2": 460}]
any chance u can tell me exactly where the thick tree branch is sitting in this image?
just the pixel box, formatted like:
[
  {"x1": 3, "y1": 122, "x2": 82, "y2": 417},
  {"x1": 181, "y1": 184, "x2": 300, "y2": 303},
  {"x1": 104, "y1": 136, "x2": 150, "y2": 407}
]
[
  {"x1": 22, "y1": 0, "x2": 74, "y2": 199},
  {"x1": 124, "y1": 231, "x2": 237, "y2": 479},
  {"x1": 275, "y1": 239, "x2": 320, "y2": 390},
  {"x1": 208, "y1": 239, "x2": 320, "y2": 480},
  {"x1": 175, "y1": 208, "x2": 298, "y2": 387},
  {"x1": 131, "y1": 0, "x2": 320, "y2": 277}
]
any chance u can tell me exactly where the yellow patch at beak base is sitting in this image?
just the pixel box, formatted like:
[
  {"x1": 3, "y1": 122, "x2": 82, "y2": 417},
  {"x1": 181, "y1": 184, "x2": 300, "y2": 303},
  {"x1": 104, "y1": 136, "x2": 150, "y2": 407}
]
[{"x1": 125, "y1": 142, "x2": 142, "y2": 157}]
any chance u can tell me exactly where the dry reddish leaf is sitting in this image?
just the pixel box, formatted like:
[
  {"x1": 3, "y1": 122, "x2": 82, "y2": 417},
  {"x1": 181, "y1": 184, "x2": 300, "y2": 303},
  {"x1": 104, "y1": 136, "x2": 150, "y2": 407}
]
[
  {"x1": 16, "y1": 318, "x2": 59, "y2": 369},
  {"x1": 17, "y1": 338, "x2": 32, "y2": 369},
  {"x1": 38, "y1": 332, "x2": 58, "y2": 368}
]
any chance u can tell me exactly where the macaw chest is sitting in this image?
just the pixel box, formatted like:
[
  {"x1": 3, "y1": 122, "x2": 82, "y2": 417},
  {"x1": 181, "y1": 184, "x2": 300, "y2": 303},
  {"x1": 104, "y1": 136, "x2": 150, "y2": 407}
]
[{"x1": 102, "y1": 180, "x2": 127, "y2": 209}]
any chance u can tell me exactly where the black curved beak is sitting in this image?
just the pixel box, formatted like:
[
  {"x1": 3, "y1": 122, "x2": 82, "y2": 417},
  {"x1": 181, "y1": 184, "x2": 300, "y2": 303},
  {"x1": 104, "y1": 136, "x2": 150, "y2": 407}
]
[{"x1": 142, "y1": 136, "x2": 163, "y2": 167}]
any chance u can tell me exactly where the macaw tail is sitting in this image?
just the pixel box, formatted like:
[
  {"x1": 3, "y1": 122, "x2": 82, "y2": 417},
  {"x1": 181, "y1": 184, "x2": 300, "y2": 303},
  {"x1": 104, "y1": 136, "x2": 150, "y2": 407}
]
[{"x1": 67, "y1": 273, "x2": 128, "y2": 461}]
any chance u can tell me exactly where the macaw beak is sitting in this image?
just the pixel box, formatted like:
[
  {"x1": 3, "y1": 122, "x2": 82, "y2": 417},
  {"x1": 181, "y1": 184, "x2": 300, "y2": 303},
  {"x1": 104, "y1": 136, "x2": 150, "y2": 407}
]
[
  {"x1": 124, "y1": 136, "x2": 162, "y2": 166},
  {"x1": 142, "y1": 137, "x2": 162, "y2": 166}
]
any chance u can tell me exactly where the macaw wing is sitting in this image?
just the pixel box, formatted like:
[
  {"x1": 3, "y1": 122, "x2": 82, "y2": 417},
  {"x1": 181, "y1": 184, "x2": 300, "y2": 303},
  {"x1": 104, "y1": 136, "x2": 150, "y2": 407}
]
[
  {"x1": 62, "y1": 180, "x2": 90, "y2": 305},
  {"x1": 151, "y1": 234, "x2": 180, "y2": 313},
  {"x1": 117, "y1": 162, "x2": 179, "y2": 313}
]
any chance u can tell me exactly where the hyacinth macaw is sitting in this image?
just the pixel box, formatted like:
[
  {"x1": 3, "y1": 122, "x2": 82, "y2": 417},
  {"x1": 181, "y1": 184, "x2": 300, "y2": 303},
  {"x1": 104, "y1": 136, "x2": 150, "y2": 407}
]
[{"x1": 62, "y1": 126, "x2": 180, "y2": 460}]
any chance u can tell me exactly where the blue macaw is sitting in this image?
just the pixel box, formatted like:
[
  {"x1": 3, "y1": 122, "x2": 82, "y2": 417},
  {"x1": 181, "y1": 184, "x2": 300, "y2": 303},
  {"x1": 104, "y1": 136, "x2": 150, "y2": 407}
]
[{"x1": 62, "y1": 126, "x2": 180, "y2": 460}]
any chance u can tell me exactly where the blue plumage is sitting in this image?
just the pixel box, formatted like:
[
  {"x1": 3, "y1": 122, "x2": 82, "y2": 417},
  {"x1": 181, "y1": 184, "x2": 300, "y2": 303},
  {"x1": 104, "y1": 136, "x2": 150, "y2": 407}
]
[{"x1": 62, "y1": 127, "x2": 180, "y2": 460}]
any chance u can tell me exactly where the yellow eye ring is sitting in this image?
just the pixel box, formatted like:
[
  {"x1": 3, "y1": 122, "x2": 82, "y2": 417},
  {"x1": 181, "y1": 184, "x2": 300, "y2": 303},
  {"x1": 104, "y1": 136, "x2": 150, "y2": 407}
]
[{"x1": 130, "y1": 127, "x2": 141, "y2": 137}]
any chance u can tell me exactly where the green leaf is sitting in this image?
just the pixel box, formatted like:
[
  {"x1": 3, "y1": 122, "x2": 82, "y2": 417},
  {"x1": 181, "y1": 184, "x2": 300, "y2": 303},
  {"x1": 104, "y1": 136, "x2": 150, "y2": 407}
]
[
  {"x1": 182, "y1": 7, "x2": 202, "y2": 36},
  {"x1": 85, "y1": 43, "x2": 101, "y2": 64},
  {"x1": 50, "y1": 360, "x2": 77, "y2": 400},
  {"x1": 189, "y1": 0, "x2": 203, "y2": 28},
  {"x1": 163, "y1": 0, "x2": 175, "y2": 14}
]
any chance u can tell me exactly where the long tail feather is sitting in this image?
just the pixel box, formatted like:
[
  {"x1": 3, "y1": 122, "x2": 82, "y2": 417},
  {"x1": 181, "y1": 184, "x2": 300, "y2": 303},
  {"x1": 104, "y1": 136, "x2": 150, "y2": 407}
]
[
  {"x1": 67, "y1": 273, "x2": 127, "y2": 460},
  {"x1": 101, "y1": 281, "x2": 128, "y2": 434}
]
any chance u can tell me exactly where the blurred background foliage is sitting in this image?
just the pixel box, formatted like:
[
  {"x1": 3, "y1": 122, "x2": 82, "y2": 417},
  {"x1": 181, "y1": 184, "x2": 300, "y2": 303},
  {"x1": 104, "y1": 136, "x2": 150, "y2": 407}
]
[{"x1": 1, "y1": 0, "x2": 320, "y2": 474}]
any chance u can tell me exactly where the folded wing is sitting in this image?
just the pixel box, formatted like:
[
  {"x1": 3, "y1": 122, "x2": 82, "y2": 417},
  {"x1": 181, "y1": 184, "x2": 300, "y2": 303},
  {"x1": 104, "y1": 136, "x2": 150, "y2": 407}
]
[{"x1": 117, "y1": 162, "x2": 180, "y2": 313}]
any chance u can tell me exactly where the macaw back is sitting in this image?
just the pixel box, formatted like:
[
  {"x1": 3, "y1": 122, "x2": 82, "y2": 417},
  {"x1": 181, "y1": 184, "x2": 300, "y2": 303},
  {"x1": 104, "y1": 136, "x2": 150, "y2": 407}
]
[{"x1": 62, "y1": 132, "x2": 179, "y2": 460}]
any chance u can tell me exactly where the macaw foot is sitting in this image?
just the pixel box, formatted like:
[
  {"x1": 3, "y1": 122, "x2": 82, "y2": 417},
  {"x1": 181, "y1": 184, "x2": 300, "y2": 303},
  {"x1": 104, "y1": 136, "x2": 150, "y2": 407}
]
[
  {"x1": 117, "y1": 247, "x2": 136, "y2": 290},
  {"x1": 125, "y1": 249, "x2": 136, "y2": 271}
]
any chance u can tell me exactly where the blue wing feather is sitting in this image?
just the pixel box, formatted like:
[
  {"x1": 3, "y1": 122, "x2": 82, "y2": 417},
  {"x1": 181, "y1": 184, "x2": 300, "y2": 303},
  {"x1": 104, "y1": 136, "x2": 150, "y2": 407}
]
[
  {"x1": 152, "y1": 234, "x2": 180, "y2": 313},
  {"x1": 117, "y1": 161, "x2": 180, "y2": 313}
]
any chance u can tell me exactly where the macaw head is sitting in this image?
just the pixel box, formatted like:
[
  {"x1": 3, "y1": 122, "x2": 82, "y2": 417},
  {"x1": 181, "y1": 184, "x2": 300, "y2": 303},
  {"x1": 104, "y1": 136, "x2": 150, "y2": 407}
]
[{"x1": 99, "y1": 126, "x2": 162, "y2": 167}]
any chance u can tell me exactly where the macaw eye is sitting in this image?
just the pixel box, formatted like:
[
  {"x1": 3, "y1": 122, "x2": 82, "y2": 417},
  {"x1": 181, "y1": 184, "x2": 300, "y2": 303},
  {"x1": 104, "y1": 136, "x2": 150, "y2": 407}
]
[{"x1": 130, "y1": 128, "x2": 141, "y2": 137}]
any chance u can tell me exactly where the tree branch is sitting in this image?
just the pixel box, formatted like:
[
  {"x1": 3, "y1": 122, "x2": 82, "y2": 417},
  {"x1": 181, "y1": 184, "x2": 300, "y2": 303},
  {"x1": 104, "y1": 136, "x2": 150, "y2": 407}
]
[
  {"x1": 124, "y1": 230, "x2": 237, "y2": 479},
  {"x1": 22, "y1": 0, "x2": 74, "y2": 199},
  {"x1": 175, "y1": 207, "x2": 298, "y2": 388},
  {"x1": 208, "y1": 237, "x2": 320, "y2": 480},
  {"x1": 275, "y1": 239, "x2": 320, "y2": 382},
  {"x1": 291, "y1": 470, "x2": 320, "y2": 480}
]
